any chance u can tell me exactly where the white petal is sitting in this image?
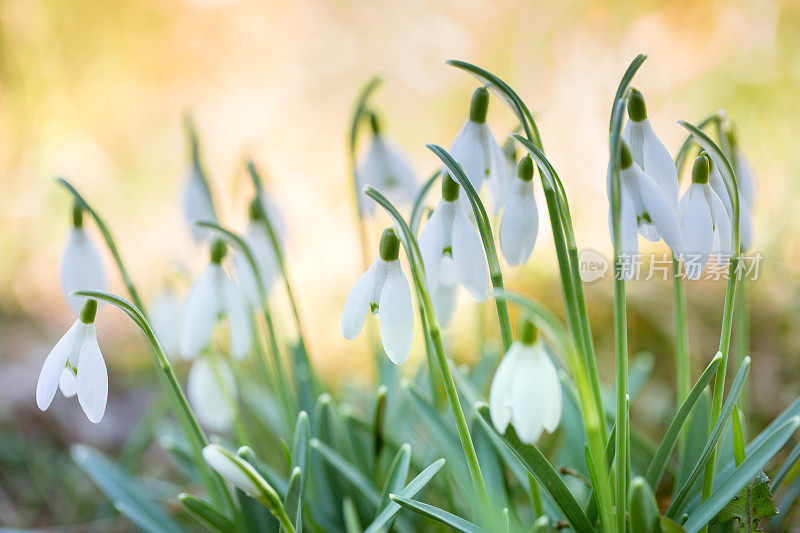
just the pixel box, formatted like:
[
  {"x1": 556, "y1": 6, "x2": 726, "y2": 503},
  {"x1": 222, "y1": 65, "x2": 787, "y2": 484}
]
[
  {"x1": 708, "y1": 163, "x2": 732, "y2": 218},
  {"x1": 377, "y1": 261, "x2": 414, "y2": 365},
  {"x1": 37, "y1": 321, "x2": 80, "y2": 411},
  {"x1": 150, "y1": 290, "x2": 181, "y2": 358},
  {"x1": 451, "y1": 209, "x2": 489, "y2": 301},
  {"x1": 609, "y1": 189, "x2": 640, "y2": 282},
  {"x1": 179, "y1": 265, "x2": 223, "y2": 360},
  {"x1": 203, "y1": 445, "x2": 259, "y2": 497},
  {"x1": 246, "y1": 222, "x2": 280, "y2": 296},
  {"x1": 341, "y1": 259, "x2": 380, "y2": 340},
  {"x1": 489, "y1": 343, "x2": 522, "y2": 434},
  {"x1": 188, "y1": 358, "x2": 236, "y2": 432},
  {"x1": 418, "y1": 202, "x2": 450, "y2": 288},
  {"x1": 622, "y1": 120, "x2": 643, "y2": 168},
  {"x1": 432, "y1": 282, "x2": 457, "y2": 327},
  {"x1": 640, "y1": 120, "x2": 679, "y2": 204},
  {"x1": 60, "y1": 228, "x2": 106, "y2": 316},
  {"x1": 221, "y1": 274, "x2": 253, "y2": 360},
  {"x1": 532, "y1": 345, "x2": 562, "y2": 433},
  {"x1": 509, "y1": 345, "x2": 545, "y2": 444},
  {"x1": 234, "y1": 253, "x2": 261, "y2": 310},
  {"x1": 679, "y1": 184, "x2": 713, "y2": 279},
  {"x1": 735, "y1": 151, "x2": 756, "y2": 207},
  {"x1": 59, "y1": 370, "x2": 78, "y2": 398},
  {"x1": 705, "y1": 185, "x2": 732, "y2": 257},
  {"x1": 485, "y1": 127, "x2": 512, "y2": 213},
  {"x1": 499, "y1": 180, "x2": 538, "y2": 266},
  {"x1": 76, "y1": 324, "x2": 107, "y2": 424},
  {"x1": 739, "y1": 200, "x2": 754, "y2": 251},
  {"x1": 360, "y1": 136, "x2": 416, "y2": 214},
  {"x1": 183, "y1": 170, "x2": 217, "y2": 243},
  {"x1": 448, "y1": 121, "x2": 487, "y2": 191},
  {"x1": 624, "y1": 166, "x2": 682, "y2": 253}
]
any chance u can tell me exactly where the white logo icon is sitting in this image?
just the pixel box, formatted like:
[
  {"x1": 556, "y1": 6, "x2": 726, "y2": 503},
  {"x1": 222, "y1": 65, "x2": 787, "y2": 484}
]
[{"x1": 578, "y1": 249, "x2": 609, "y2": 283}]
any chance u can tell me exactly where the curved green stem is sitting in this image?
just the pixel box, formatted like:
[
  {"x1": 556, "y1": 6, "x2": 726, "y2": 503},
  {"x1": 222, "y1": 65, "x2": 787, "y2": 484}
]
[
  {"x1": 410, "y1": 170, "x2": 441, "y2": 235},
  {"x1": 363, "y1": 185, "x2": 491, "y2": 514}
]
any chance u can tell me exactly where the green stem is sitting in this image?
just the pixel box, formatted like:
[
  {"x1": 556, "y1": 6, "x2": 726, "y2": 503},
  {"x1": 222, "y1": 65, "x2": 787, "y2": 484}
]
[
  {"x1": 364, "y1": 186, "x2": 491, "y2": 513},
  {"x1": 672, "y1": 257, "x2": 691, "y2": 406},
  {"x1": 735, "y1": 279, "x2": 750, "y2": 418}
]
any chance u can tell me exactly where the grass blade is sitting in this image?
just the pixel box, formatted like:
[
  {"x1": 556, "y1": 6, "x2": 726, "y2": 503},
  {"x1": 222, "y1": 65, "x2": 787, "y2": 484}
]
[{"x1": 389, "y1": 495, "x2": 489, "y2": 533}]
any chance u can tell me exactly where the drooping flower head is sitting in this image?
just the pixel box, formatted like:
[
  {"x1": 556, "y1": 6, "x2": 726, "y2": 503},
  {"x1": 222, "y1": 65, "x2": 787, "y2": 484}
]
[
  {"x1": 341, "y1": 228, "x2": 414, "y2": 364},
  {"x1": 357, "y1": 112, "x2": 417, "y2": 216},
  {"x1": 60, "y1": 203, "x2": 106, "y2": 316},
  {"x1": 447, "y1": 87, "x2": 510, "y2": 213},
  {"x1": 419, "y1": 175, "x2": 489, "y2": 326},
  {"x1": 234, "y1": 197, "x2": 282, "y2": 309},
  {"x1": 179, "y1": 239, "x2": 252, "y2": 361},
  {"x1": 622, "y1": 88, "x2": 679, "y2": 244},
  {"x1": 678, "y1": 154, "x2": 732, "y2": 280},
  {"x1": 499, "y1": 156, "x2": 539, "y2": 266},
  {"x1": 188, "y1": 356, "x2": 237, "y2": 431},
  {"x1": 489, "y1": 317, "x2": 562, "y2": 444},
  {"x1": 182, "y1": 117, "x2": 218, "y2": 243},
  {"x1": 36, "y1": 299, "x2": 108, "y2": 424}
]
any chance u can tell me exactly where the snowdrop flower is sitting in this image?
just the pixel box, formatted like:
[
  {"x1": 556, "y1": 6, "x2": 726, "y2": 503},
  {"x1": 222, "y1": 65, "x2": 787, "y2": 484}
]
[
  {"x1": 727, "y1": 128, "x2": 757, "y2": 208},
  {"x1": 60, "y1": 205, "x2": 106, "y2": 316},
  {"x1": 179, "y1": 239, "x2": 252, "y2": 360},
  {"x1": 341, "y1": 229, "x2": 413, "y2": 364},
  {"x1": 150, "y1": 289, "x2": 181, "y2": 358},
  {"x1": 489, "y1": 317, "x2": 562, "y2": 444},
  {"x1": 234, "y1": 198, "x2": 281, "y2": 309},
  {"x1": 621, "y1": 88, "x2": 680, "y2": 242},
  {"x1": 678, "y1": 154, "x2": 732, "y2": 280},
  {"x1": 36, "y1": 299, "x2": 108, "y2": 423},
  {"x1": 707, "y1": 157, "x2": 753, "y2": 252},
  {"x1": 610, "y1": 142, "x2": 683, "y2": 258},
  {"x1": 182, "y1": 122, "x2": 217, "y2": 243},
  {"x1": 499, "y1": 156, "x2": 539, "y2": 266},
  {"x1": 202, "y1": 444, "x2": 261, "y2": 497},
  {"x1": 446, "y1": 87, "x2": 510, "y2": 213},
  {"x1": 419, "y1": 176, "x2": 489, "y2": 326},
  {"x1": 357, "y1": 113, "x2": 417, "y2": 216},
  {"x1": 188, "y1": 356, "x2": 237, "y2": 431}
]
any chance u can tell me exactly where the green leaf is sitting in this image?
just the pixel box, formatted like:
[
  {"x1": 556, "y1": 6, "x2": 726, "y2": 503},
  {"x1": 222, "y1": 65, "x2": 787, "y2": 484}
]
[
  {"x1": 682, "y1": 417, "x2": 799, "y2": 532},
  {"x1": 609, "y1": 54, "x2": 648, "y2": 131},
  {"x1": 282, "y1": 467, "x2": 302, "y2": 533},
  {"x1": 711, "y1": 471, "x2": 778, "y2": 529},
  {"x1": 645, "y1": 353, "x2": 723, "y2": 488},
  {"x1": 389, "y1": 495, "x2": 489, "y2": 533},
  {"x1": 310, "y1": 438, "x2": 381, "y2": 507},
  {"x1": 363, "y1": 458, "x2": 445, "y2": 533},
  {"x1": 289, "y1": 410, "x2": 309, "y2": 531},
  {"x1": 661, "y1": 516, "x2": 687, "y2": 532},
  {"x1": 770, "y1": 440, "x2": 800, "y2": 491},
  {"x1": 475, "y1": 404, "x2": 593, "y2": 533},
  {"x1": 343, "y1": 497, "x2": 363, "y2": 533},
  {"x1": 71, "y1": 445, "x2": 182, "y2": 533},
  {"x1": 628, "y1": 477, "x2": 660, "y2": 533},
  {"x1": 379, "y1": 443, "x2": 412, "y2": 508},
  {"x1": 373, "y1": 385, "x2": 388, "y2": 460},
  {"x1": 179, "y1": 493, "x2": 235, "y2": 533}
]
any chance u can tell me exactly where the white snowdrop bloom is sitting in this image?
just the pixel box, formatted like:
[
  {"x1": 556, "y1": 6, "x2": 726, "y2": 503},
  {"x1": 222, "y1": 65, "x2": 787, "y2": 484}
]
[
  {"x1": 202, "y1": 445, "x2": 260, "y2": 497},
  {"x1": 234, "y1": 198, "x2": 281, "y2": 309},
  {"x1": 499, "y1": 156, "x2": 539, "y2": 266},
  {"x1": 621, "y1": 89, "x2": 680, "y2": 242},
  {"x1": 727, "y1": 128, "x2": 757, "y2": 208},
  {"x1": 446, "y1": 87, "x2": 510, "y2": 213},
  {"x1": 419, "y1": 176, "x2": 489, "y2": 325},
  {"x1": 179, "y1": 240, "x2": 252, "y2": 361},
  {"x1": 36, "y1": 300, "x2": 108, "y2": 424},
  {"x1": 610, "y1": 142, "x2": 683, "y2": 257},
  {"x1": 678, "y1": 154, "x2": 732, "y2": 280},
  {"x1": 182, "y1": 126, "x2": 217, "y2": 243},
  {"x1": 341, "y1": 229, "x2": 413, "y2": 364},
  {"x1": 707, "y1": 157, "x2": 753, "y2": 252},
  {"x1": 357, "y1": 113, "x2": 417, "y2": 216},
  {"x1": 60, "y1": 206, "x2": 106, "y2": 316},
  {"x1": 188, "y1": 356, "x2": 237, "y2": 432},
  {"x1": 150, "y1": 289, "x2": 181, "y2": 358},
  {"x1": 489, "y1": 318, "x2": 562, "y2": 444}
]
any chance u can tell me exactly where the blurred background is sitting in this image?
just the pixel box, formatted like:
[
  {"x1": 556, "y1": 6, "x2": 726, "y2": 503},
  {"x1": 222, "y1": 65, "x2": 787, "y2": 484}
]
[{"x1": 2, "y1": 0, "x2": 800, "y2": 529}]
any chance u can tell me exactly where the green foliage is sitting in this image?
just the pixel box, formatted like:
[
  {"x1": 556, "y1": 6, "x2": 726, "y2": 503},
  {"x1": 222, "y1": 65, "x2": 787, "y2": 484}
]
[{"x1": 712, "y1": 472, "x2": 778, "y2": 530}]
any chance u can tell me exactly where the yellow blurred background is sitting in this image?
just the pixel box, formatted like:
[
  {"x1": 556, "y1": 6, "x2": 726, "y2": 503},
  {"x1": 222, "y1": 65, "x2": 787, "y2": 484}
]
[{"x1": 2, "y1": 0, "x2": 800, "y2": 422}]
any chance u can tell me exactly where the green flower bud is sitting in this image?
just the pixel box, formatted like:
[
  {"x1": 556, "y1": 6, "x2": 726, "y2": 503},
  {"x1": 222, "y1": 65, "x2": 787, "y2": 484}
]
[
  {"x1": 517, "y1": 316, "x2": 538, "y2": 345},
  {"x1": 620, "y1": 142, "x2": 633, "y2": 170},
  {"x1": 379, "y1": 228, "x2": 400, "y2": 261},
  {"x1": 442, "y1": 174, "x2": 460, "y2": 202},
  {"x1": 210, "y1": 239, "x2": 228, "y2": 264},
  {"x1": 517, "y1": 156, "x2": 534, "y2": 182},
  {"x1": 72, "y1": 202, "x2": 84, "y2": 228},
  {"x1": 80, "y1": 299, "x2": 98, "y2": 324},
  {"x1": 692, "y1": 153, "x2": 710, "y2": 184},
  {"x1": 369, "y1": 111, "x2": 382, "y2": 135},
  {"x1": 469, "y1": 87, "x2": 490, "y2": 123},
  {"x1": 248, "y1": 197, "x2": 264, "y2": 221},
  {"x1": 627, "y1": 88, "x2": 647, "y2": 122}
]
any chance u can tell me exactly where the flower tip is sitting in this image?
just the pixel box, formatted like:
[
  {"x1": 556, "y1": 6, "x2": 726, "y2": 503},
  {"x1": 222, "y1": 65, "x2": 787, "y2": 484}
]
[
  {"x1": 517, "y1": 156, "x2": 534, "y2": 182},
  {"x1": 379, "y1": 228, "x2": 400, "y2": 261},
  {"x1": 626, "y1": 87, "x2": 647, "y2": 122},
  {"x1": 692, "y1": 154, "x2": 710, "y2": 184},
  {"x1": 79, "y1": 299, "x2": 98, "y2": 324},
  {"x1": 469, "y1": 87, "x2": 490, "y2": 123},
  {"x1": 619, "y1": 142, "x2": 633, "y2": 170}
]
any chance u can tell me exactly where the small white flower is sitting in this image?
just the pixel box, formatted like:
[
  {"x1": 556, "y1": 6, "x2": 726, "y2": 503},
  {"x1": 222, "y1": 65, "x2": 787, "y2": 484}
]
[
  {"x1": 707, "y1": 157, "x2": 753, "y2": 252},
  {"x1": 489, "y1": 319, "x2": 562, "y2": 444},
  {"x1": 150, "y1": 289, "x2": 181, "y2": 358},
  {"x1": 188, "y1": 356, "x2": 237, "y2": 432},
  {"x1": 60, "y1": 207, "x2": 106, "y2": 316},
  {"x1": 36, "y1": 299, "x2": 108, "y2": 424},
  {"x1": 179, "y1": 240, "x2": 252, "y2": 360},
  {"x1": 357, "y1": 114, "x2": 417, "y2": 216},
  {"x1": 499, "y1": 156, "x2": 539, "y2": 266},
  {"x1": 419, "y1": 176, "x2": 489, "y2": 327},
  {"x1": 609, "y1": 142, "x2": 683, "y2": 259},
  {"x1": 202, "y1": 444, "x2": 260, "y2": 497},
  {"x1": 234, "y1": 199, "x2": 282, "y2": 309},
  {"x1": 678, "y1": 155, "x2": 732, "y2": 280},
  {"x1": 341, "y1": 229, "x2": 413, "y2": 364},
  {"x1": 446, "y1": 87, "x2": 510, "y2": 213}
]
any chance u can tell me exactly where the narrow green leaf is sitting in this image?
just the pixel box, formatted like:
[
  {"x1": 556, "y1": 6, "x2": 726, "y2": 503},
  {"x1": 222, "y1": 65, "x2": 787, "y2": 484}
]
[
  {"x1": 771, "y1": 439, "x2": 800, "y2": 492},
  {"x1": 373, "y1": 385, "x2": 388, "y2": 460},
  {"x1": 179, "y1": 493, "x2": 235, "y2": 533},
  {"x1": 290, "y1": 411, "x2": 309, "y2": 531},
  {"x1": 363, "y1": 459, "x2": 445, "y2": 533},
  {"x1": 645, "y1": 353, "x2": 722, "y2": 487},
  {"x1": 282, "y1": 467, "x2": 302, "y2": 533},
  {"x1": 379, "y1": 444, "x2": 412, "y2": 508},
  {"x1": 683, "y1": 418, "x2": 799, "y2": 532},
  {"x1": 475, "y1": 404, "x2": 593, "y2": 533},
  {"x1": 628, "y1": 477, "x2": 660, "y2": 533},
  {"x1": 343, "y1": 497, "x2": 363, "y2": 533},
  {"x1": 114, "y1": 500, "x2": 174, "y2": 533},
  {"x1": 389, "y1": 495, "x2": 489, "y2": 533},
  {"x1": 310, "y1": 438, "x2": 381, "y2": 507}
]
